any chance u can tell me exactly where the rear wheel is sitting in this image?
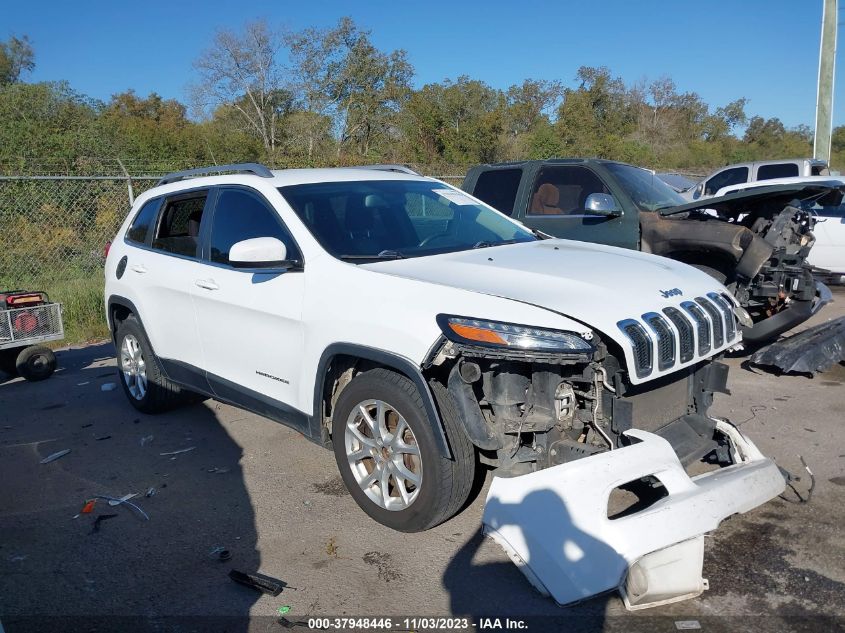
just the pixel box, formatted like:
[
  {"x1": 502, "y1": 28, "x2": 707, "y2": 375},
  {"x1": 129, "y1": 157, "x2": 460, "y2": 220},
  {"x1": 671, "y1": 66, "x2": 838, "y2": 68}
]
[
  {"x1": 15, "y1": 346, "x2": 56, "y2": 381},
  {"x1": 115, "y1": 315, "x2": 203, "y2": 413},
  {"x1": 332, "y1": 368, "x2": 475, "y2": 532}
]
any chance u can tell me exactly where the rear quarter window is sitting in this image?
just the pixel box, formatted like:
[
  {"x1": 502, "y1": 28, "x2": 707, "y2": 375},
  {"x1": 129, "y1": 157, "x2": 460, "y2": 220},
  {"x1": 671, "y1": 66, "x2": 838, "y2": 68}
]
[
  {"x1": 125, "y1": 198, "x2": 162, "y2": 245},
  {"x1": 757, "y1": 163, "x2": 799, "y2": 180},
  {"x1": 471, "y1": 168, "x2": 522, "y2": 216}
]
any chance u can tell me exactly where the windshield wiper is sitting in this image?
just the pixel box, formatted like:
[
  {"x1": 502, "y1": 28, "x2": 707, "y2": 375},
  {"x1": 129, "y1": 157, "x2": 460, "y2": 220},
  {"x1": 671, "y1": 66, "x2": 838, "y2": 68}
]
[
  {"x1": 472, "y1": 239, "x2": 525, "y2": 249},
  {"x1": 339, "y1": 250, "x2": 405, "y2": 261}
]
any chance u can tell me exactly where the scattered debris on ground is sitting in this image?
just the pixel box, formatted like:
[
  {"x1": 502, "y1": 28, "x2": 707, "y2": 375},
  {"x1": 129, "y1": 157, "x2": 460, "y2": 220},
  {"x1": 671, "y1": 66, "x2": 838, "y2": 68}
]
[
  {"x1": 93, "y1": 495, "x2": 149, "y2": 520},
  {"x1": 208, "y1": 546, "x2": 231, "y2": 561},
  {"x1": 107, "y1": 493, "x2": 138, "y2": 506},
  {"x1": 40, "y1": 449, "x2": 70, "y2": 464},
  {"x1": 228, "y1": 570, "x2": 287, "y2": 595},
  {"x1": 159, "y1": 447, "x2": 195, "y2": 456},
  {"x1": 750, "y1": 316, "x2": 845, "y2": 374}
]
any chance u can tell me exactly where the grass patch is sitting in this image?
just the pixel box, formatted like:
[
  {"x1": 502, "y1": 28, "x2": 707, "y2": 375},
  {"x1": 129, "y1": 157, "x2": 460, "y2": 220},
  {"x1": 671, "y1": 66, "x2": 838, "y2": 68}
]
[{"x1": 45, "y1": 276, "x2": 109, "y2": 345}]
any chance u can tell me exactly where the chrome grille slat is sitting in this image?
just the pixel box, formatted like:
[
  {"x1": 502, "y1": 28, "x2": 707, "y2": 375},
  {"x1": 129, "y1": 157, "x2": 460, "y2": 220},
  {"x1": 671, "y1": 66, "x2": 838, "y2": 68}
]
[
  {"x1": 681, "y1": 301, "x2": 711, "y2": 355},
  {"x1": 709, "y1": 292, "x2": 737, "y2": 342},
  {"x1": 695, "y1": 296, "x2": 724, "y2": 348},
  {"x1": 643, "y1": 312, "x2": 675, "y2": 370},
  {"x1": 663, "y1": 307, "x2": 695, "y2": 363},
  {"x1": 617, "y1": 319, "x2": 653, "y2": 378}
]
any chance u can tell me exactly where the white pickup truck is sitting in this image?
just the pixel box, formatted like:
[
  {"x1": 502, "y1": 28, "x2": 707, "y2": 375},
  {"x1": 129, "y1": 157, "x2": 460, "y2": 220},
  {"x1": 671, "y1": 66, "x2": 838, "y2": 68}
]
[
  {"x1": 105, "y1": 163, "x2": 785, "y2": 609},
  {"x1": 681, "y1": 158, "x2": 831, "y2": 202}
]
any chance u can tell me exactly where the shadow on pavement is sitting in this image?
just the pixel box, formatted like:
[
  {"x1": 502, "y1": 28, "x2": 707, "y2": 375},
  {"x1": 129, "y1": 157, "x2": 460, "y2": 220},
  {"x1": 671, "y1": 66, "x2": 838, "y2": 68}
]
[{"x1": 0, "y1": 343, "x2": 262, "y2": 631}]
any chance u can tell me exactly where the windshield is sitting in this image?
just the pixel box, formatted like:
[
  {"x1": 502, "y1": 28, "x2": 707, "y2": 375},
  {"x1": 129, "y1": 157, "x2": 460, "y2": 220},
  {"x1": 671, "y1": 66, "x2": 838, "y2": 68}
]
[
  {"x1": 279, "y1": 180, "x2": 535, "y2": 261},
  {"x1": 604, "y1": 163, "x2": 687, "y2": 211}
]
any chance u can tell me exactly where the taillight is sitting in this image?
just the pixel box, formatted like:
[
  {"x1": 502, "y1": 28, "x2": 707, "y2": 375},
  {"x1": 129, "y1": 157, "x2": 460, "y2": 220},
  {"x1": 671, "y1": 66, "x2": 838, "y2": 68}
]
[
  {"x1": 14, "y1": 312, "x2": 38, "y2": 334},
  {"x1": 104, "y1": 241, "x2": 112, "y2": 258},
  {"x1": 6, "y1": 293, "x2": 45, "y2": 306}
]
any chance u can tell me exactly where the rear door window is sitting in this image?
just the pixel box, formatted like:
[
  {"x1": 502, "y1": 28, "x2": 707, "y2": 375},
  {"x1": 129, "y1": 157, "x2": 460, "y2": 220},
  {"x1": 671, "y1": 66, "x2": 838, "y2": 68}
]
[
  {"x1": 705, "y1": 167, "x2": 748, "y2": 195},
  {"x1": 757, "y1": 163, "x2": 799, "y2": 180},
  {"x1": 472, "y1": 169, "x2": 522, "y2": 216},
  {"x1": 151, "y1": 192, "x2": 208, "y2": 258}
]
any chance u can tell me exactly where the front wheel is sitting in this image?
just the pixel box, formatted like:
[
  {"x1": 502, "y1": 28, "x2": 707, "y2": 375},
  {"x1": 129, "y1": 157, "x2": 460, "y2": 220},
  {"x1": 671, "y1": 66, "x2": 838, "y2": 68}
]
[{"x1": 332, "y1": 368, "x2": 475, "y2": 532}]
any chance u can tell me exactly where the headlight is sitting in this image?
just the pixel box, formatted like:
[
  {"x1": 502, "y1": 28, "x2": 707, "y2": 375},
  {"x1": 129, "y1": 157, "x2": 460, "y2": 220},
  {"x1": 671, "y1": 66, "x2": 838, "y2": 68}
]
[
  {"x1": 733, "y1": 305, "x2": 754, "y2": 328},
  {"x1": 437, "y1": 315, "x2": 593, "y2": 352}
]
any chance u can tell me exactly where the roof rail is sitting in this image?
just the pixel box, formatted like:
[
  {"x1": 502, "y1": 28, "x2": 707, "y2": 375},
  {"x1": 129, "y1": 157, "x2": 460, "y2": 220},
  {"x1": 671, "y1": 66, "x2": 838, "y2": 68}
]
[
  {"x1": 348, "y1": 164, "x2": 420, "y2": 176},
  {"x1": 156, "y1": 163, "x2": 274, "y2": 186}
]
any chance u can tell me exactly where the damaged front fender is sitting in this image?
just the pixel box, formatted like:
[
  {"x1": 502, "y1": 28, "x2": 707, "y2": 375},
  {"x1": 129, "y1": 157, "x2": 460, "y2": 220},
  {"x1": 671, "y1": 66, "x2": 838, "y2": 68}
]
[{"x1": 482, "y1": 420, "x2": 785, "y2": 609}]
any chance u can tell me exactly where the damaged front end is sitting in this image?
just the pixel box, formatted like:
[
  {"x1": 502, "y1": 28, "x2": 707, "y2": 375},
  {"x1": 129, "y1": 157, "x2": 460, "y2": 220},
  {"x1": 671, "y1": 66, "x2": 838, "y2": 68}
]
[
  {"x1": 425, "y1": 322, "x2": 785, "y2": 609},
  {"x1": 644, "y1": 182, "x2": 843, "y2": 345}
]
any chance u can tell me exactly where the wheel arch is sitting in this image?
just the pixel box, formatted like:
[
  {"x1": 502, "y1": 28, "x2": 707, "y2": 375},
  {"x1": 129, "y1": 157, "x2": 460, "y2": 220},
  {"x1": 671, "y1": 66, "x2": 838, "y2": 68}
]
[{"x1": 312, "y1": 343, "x2": 453, "y2": 459}]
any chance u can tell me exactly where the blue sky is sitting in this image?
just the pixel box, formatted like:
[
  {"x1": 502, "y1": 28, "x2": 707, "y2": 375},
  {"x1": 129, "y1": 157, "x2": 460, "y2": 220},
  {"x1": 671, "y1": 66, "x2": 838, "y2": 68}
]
[{"x1": 5, "y1": 0, "x2": 844, "y2": 128}]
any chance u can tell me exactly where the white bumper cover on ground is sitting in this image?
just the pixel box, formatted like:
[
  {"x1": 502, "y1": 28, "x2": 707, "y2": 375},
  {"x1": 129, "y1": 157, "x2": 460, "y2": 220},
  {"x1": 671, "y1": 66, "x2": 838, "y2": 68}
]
[{"x1": 482, "y1": 420, "x2": 785, "y2": 609}]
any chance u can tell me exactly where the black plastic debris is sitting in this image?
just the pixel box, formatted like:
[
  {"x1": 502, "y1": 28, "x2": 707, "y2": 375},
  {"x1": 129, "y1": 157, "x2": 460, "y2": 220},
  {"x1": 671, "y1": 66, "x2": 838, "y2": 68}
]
[
  {"x1": 90, "y1": 514, "x2": 118, "y2": 534},
  {"x1": 750, "y1": 316, "x2": 845, "y2": 375},
  {"x1": 228, "y1": 570, "x2": 286, "y2": 596}
]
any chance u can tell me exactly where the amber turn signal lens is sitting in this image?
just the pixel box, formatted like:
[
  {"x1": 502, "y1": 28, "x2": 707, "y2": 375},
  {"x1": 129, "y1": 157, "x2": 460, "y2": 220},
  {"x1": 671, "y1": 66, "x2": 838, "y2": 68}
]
[{"x1": 448, "y1": 322, "x2": 508, "y2": 345}]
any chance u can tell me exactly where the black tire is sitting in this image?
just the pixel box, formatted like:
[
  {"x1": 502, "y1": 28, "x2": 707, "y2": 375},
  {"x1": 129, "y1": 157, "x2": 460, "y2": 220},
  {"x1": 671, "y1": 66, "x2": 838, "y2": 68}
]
[
  {"x1": 114, "y1": 315, "x2": 202, "y2": 413},
  {"x1": 331, "y1": 368, "x2": 475, "y2": 532},
  {"x1": 15, "y1": 346, "x2": 56, "y2": 381},
  {"x1": 0, "y1": 347, "x2": 22, "y2": 376}
]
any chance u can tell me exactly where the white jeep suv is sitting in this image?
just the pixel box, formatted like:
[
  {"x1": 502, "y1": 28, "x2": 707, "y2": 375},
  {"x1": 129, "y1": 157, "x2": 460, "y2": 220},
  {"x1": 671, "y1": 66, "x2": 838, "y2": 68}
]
[{"x1": 105, "y1": 163, "x2": 783, "y2": 541}]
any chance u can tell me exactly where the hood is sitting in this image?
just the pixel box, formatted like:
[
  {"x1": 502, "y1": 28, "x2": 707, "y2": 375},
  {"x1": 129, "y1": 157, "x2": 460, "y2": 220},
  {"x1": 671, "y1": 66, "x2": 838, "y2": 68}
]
[
  {"x1": 660, "y1": 181, "x2": 845, "y2": 216},
  {"x1": 364, "y1": 240, "x2": 739, "y2": 384}
]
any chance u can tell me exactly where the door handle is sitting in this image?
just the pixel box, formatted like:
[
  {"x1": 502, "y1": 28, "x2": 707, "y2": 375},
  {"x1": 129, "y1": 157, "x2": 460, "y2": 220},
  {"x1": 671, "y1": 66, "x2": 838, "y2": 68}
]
[
  {"x1": 130, "y1": 264, "x2": 147, "y2": 274},
  {"x1": 195, "y1": 279, "x2": 219, "y2": 291}
]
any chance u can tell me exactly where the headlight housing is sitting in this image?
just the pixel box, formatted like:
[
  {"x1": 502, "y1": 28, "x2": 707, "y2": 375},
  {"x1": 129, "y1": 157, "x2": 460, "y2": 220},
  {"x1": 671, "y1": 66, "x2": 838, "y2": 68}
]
[{"x1": 437, "y1": 315, "x2": 594, "y2": 352}]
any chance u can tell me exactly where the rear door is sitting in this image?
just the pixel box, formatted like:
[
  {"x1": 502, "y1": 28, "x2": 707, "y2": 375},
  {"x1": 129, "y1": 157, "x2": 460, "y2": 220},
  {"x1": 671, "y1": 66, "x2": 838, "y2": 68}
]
[
  {"x1": 128, "y1": 189, "x2": 211, "y2": 379},
  {"x1": 517, "y1": 164, "x2": 638, "y2": 249},
  {"x1": 191, "y1": 186, "x2": 307, "y2": 427}
]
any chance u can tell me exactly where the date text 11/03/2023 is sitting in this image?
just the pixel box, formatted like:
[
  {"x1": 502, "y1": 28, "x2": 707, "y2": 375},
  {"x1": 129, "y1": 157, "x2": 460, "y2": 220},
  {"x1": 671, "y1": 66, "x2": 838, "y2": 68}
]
[{"x1": 305, "y1": 617, "x2": 528, "y2": 630}]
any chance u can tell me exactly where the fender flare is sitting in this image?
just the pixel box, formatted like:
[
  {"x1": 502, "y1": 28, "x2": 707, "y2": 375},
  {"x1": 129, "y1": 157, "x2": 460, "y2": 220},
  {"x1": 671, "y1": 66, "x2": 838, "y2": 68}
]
[
  {"x1": 106, "y1": 295, "x2": 145, "y2": 344},
  {"x1": 312, "y1": 343, "x2": 453, "y2": 459}
]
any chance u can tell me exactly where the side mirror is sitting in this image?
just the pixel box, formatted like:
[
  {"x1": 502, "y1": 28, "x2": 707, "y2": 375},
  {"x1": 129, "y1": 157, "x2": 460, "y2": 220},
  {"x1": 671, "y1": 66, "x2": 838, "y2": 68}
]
[
  {"x1": 693, "y1": 183, "x2": 704, "y2": 199},
  {"x1": 229, "y1": 237, "x2": 293, "y2": 269},
  {"x1": 584, "y1": 193, "x2": 622, "y2": 217}
]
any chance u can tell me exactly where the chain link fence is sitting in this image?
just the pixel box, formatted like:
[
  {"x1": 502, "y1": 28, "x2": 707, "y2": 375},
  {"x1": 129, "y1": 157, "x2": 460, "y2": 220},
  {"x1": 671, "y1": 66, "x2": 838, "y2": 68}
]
[
  {"x1": 0, "y1": 163, "x2": 468, "y2": 289},
  {"x1": 0, "y1": 166, "x2": 464, "y2": 341}
]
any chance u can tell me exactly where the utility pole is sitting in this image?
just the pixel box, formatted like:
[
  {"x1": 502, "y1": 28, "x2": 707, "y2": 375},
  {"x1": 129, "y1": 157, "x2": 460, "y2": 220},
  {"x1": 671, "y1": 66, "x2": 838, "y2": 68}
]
[{"x1": 813, "y1": 0, "x2": 838, "y2": 161}]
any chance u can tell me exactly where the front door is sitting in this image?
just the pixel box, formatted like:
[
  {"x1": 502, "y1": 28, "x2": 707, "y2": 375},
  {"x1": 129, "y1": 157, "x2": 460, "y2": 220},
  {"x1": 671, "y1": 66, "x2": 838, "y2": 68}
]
[
  {"x1": 191, "y1": 186, "x2": 307, "y2": 427},
  {"x1": 518, "y1": 165, "x2": 637, "y2": 249}
]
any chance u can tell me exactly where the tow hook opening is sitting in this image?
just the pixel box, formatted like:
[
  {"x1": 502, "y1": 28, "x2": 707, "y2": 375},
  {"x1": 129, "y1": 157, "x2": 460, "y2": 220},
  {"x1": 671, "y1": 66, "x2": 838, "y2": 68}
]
[{"x1": 607, "y1": 475, "x2": 668, "y2": 520}]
